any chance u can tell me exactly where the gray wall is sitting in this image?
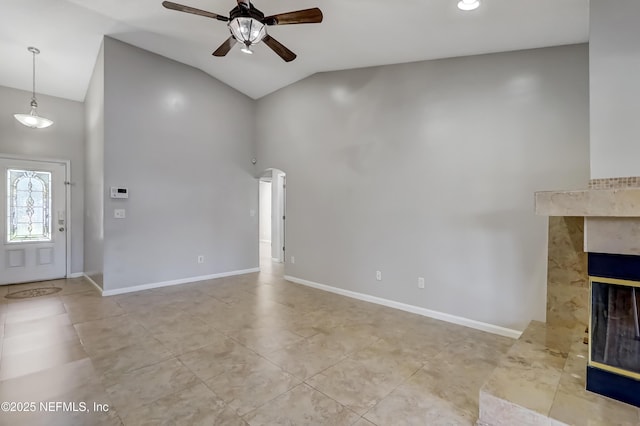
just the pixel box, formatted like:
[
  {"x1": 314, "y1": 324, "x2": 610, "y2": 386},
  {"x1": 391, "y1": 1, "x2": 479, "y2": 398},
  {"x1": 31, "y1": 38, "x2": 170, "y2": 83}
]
[
  {"x1": 0, "y1": 85, "x2": 85, "y2": 275},
  {"x1": 590, "y1": 0, "x2": 640, "y2": 179},
  {"x1": 84, "y1": 43, "x2": 105, "y2": 288},
  {"x1": 256, "y1": 44, "x2": 590, "y2": 331},
  {"x1": 101, "y1": 38, "x2": 257, "y2": 291}
]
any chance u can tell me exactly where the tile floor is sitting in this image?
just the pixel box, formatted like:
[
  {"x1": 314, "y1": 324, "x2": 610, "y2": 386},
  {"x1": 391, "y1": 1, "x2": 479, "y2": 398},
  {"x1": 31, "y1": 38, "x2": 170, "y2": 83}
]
[{"x1": 0, "y1": 246, "x2": 513, "y2": 425}]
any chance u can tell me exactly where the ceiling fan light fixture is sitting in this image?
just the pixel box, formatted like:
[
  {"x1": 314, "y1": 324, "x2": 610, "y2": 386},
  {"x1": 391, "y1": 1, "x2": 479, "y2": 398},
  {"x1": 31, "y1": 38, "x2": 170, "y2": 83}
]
[
  {"x1": 457, "y1": 0, "x2": 480, "y2": 11},
  {"x1": 229, "y1": 17, "x2": 266, "y2": 46},
  {"x1": 162, "y1": 1, "x2": 321, "y2": 62},
  {"x1": 14, "y1": 47, "x2": 53, "y2": 129}
]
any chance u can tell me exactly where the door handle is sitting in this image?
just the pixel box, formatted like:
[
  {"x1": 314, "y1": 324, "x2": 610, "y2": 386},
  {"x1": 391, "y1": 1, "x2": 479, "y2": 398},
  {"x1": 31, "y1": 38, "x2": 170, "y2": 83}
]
[{"x1": 59, "y1": 227, "x2": 65, "y2": 232}]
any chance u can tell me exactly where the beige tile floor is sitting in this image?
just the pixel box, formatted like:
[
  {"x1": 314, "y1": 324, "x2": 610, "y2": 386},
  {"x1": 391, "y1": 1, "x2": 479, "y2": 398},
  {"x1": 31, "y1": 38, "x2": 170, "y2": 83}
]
[{"x1": 0, "y1": 246, "x2": 513, "y2": 425}]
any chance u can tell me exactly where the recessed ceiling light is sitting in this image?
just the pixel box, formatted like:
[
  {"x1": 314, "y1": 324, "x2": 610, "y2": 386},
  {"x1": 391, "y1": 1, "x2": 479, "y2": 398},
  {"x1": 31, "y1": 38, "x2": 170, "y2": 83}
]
[{"x1": 458, "y1": 0, "x2": 480, "y2": 11}]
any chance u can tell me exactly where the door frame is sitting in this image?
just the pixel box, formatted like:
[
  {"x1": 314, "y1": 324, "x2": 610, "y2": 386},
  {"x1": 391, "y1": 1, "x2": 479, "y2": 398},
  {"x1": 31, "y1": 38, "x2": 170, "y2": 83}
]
[
  {"x1": 281, "y1": 174, "x2": 286, "y2": 263},
  {"x1": 1, "y1": 153, "x2": 72, "y2": 279},
  {"x1": 271, "y1": 170, "x2": 286, "y2": 264},
  {"x1": 258, "y1": 168, "x2": 286, "y2": 264}
]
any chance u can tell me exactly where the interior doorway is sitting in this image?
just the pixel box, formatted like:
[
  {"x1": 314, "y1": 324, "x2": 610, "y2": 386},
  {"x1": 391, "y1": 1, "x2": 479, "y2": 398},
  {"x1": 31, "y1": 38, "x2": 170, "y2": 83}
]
[{"x1": 259, "y1": 168, "x2": 286, "y2": 267}]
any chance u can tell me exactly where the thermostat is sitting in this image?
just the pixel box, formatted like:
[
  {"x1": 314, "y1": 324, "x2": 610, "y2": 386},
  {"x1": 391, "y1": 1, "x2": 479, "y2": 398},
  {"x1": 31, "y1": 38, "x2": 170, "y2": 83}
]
[{"x1": 110, "y1": 187, "x2": 129, "y2": 199}]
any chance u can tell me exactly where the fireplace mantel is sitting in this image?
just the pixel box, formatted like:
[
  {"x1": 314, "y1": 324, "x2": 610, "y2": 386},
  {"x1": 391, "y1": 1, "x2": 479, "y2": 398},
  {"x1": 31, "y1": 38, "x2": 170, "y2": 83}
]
[{"x1": 535, "y1": 188, "x2": 640, "y2": 217}]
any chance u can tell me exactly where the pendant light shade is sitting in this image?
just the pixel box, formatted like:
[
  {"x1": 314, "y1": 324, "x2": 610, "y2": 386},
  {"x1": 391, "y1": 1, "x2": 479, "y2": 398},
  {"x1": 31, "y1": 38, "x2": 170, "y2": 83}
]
[{"x1": 14, "y1": 47, "x2": 53, "y2": 129}]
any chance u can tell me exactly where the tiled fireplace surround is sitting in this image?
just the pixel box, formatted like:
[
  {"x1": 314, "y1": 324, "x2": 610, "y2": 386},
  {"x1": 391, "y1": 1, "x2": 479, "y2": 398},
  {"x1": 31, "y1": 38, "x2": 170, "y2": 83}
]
[{"x1": 478, "y1": 178, "x2": 640, "y2": 425}]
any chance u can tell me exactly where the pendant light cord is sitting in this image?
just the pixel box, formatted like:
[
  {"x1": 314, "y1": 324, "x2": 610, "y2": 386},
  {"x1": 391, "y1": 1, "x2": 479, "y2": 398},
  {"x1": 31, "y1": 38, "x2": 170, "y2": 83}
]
[
  {"x1": 27, "y1": 46, "x2": 40, "y2": 107},
  {"x1": 32, "y1": 49, "x2": 36, "y2": 101}
]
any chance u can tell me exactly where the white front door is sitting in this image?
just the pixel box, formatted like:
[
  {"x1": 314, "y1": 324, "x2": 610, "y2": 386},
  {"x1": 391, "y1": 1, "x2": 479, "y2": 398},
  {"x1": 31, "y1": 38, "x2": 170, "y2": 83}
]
[{"x1": 0, "y1": 157, "x2": 67, "y2": 285}]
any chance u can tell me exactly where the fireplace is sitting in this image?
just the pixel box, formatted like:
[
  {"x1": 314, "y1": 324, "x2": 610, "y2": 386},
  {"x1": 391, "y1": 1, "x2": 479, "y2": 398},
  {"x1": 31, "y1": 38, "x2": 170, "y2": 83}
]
[
  {"x1": 535, "y1": 181, "x2": 640, "y2": 408},
  {"x1": 587, "y1": 252, "x2": 640, "y2": 407}
]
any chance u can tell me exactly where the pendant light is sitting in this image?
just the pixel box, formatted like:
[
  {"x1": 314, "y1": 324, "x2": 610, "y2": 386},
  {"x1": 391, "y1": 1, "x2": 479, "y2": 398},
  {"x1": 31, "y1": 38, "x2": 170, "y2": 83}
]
[{"x1": 14, "y1": 47, "x2": 53, "y2": 129}]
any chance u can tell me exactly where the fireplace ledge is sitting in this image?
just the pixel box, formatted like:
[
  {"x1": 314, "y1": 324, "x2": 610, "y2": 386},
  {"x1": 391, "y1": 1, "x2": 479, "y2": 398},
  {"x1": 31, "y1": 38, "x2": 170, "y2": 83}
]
[{"x1": 535, "y1": 188, "x2": 640, "y2": 217}]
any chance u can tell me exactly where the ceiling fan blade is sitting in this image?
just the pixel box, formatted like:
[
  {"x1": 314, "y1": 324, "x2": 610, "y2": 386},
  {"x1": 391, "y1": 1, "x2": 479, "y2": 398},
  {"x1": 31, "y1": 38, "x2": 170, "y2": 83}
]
[
  {"x1": 162, "y1": 1, "x2": 228, "y2": 22},
  {"x1": 262, "y1": 35, "x2": 297, "y2": 62},
  {"x1": 212, "y1": 36, "x2": 237, "y2": 57},
  {"x1": 263, "y1": 8, "x2": 323, "y2": 26}
]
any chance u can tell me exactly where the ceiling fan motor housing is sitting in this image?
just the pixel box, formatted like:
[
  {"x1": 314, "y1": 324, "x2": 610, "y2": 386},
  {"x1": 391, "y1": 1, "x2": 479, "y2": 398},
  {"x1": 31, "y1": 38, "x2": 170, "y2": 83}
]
[{"x1": 229, "y1": 3, "x2": 265, "y2": 22}]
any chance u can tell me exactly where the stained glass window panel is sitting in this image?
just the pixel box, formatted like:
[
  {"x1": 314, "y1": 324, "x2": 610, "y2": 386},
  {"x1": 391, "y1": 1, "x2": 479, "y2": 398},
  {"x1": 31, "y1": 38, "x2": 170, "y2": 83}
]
[{"x1": 6, "y1": 169, "x2": 51, "y2": 242}]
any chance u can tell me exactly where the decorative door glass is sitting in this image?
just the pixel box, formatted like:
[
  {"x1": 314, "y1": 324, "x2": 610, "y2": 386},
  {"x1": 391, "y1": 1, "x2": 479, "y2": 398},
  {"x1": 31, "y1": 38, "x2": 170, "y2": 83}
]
[{"x1": 6, "y1": 169, "x2": 52, "y2": 242}]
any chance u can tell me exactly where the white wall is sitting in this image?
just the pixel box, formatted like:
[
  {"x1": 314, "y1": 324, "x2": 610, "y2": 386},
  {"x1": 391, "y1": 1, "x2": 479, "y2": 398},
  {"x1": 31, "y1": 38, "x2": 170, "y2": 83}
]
[
  {"x1": 256, "y1": 44, "x2": 590, "y2": 331},
  {"x1": 101, "y1": 38, "x2": 258, "y2": 291},
  {"x1": 259, "y1": 180, "x2": 272, "y2": 242},
  {"x1": 590, "y1": 0, "x2": 640, "y2": 179},
  {"x1": 84, "y1": 43, "x2": 104, "y2": 288},
  {"x1": 0, "y1": 85, "x2": 85, "y2": 275}
]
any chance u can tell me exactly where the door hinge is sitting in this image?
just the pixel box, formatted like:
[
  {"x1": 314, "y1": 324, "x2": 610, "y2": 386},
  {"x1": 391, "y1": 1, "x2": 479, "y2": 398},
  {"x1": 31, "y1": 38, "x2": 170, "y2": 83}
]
[{"x1": 283, "y1": 246, "x2": 285, "y2": 251}]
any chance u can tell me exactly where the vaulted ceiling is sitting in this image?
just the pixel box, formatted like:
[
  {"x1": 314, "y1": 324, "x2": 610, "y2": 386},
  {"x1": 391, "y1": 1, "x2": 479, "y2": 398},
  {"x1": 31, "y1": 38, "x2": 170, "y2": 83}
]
[{"x1": 0, "y1": 0, "x2": 589, "y2": 102}]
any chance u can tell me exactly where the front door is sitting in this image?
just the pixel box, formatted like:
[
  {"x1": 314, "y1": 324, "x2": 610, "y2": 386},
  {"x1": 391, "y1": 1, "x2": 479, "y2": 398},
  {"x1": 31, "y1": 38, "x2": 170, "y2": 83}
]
[{"x1": 0, "y1": 157, "x2": 67, "y2": 285}]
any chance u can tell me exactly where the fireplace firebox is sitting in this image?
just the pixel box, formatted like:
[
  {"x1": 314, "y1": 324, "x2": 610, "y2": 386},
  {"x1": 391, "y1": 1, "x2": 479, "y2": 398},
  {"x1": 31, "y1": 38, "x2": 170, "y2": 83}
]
[{"x1": 588, "y1": 252, "x2": 640, "y2": 407}]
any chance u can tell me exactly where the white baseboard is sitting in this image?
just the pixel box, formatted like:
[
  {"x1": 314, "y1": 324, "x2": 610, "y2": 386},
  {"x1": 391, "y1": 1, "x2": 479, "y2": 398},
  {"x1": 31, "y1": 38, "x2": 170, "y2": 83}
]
[
  {"x1": 284, "y1": 275, "x2": 522, "y2": 339},
  {"x1": 67, "y1": 272, "x2": 85, "y2": 279},
  {"x1": 101, "y1": 268, "x2": 260, "y2": 297},
  {"x1": 82, "y1": 273, "x2": 103, "y2": 294}
]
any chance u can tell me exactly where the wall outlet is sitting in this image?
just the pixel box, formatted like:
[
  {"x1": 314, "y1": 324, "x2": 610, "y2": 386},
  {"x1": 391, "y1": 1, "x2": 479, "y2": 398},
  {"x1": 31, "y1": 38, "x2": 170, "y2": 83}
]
[
  {"x1": 197, "y1": 255, "x2": 204, "y2": 264},
  {"x1": 114, "y1": 209, "x2": 126, "y2": 219},
  {"x1": 376, "y1": 270, "x2": 382, "y2": 281},
  {"x1": 290, "y1": 256, "x2": 295, "y2": 264},
  {"x1": 418, "y1": 277, "x2": 425, "y2": 289}
]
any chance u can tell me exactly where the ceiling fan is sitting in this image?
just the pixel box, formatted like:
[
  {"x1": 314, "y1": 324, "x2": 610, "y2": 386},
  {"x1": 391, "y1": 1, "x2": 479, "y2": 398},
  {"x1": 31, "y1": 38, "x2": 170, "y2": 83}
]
[{"x1": 162, "y1": 0, "x2": 323, "y2": 62}]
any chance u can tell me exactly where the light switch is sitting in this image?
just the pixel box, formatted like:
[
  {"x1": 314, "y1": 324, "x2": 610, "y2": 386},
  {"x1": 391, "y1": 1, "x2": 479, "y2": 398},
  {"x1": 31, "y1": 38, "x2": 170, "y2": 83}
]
[{"x1": 114, "y1": 209, "x2": 126, "y2": 219}]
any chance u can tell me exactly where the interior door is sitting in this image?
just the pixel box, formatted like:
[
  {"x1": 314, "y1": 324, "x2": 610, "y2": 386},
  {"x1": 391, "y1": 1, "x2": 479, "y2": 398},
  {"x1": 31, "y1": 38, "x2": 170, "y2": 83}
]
[{"x1": 0, "y1": 157, "x2": 67, "y2": 285}]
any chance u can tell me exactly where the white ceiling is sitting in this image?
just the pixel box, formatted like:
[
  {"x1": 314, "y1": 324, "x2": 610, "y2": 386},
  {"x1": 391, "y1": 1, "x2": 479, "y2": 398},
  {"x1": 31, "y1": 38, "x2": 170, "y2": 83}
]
[{"x1": 0, "y1": 0, "x2": 589, "y2": 102}]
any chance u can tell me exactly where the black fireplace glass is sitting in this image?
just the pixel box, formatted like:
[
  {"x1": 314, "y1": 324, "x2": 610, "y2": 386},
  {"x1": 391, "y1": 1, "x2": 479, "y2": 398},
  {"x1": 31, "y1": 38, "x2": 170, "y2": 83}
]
[{"x1": 591, "y1": 280, "x2": 640, "y2": 375}]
